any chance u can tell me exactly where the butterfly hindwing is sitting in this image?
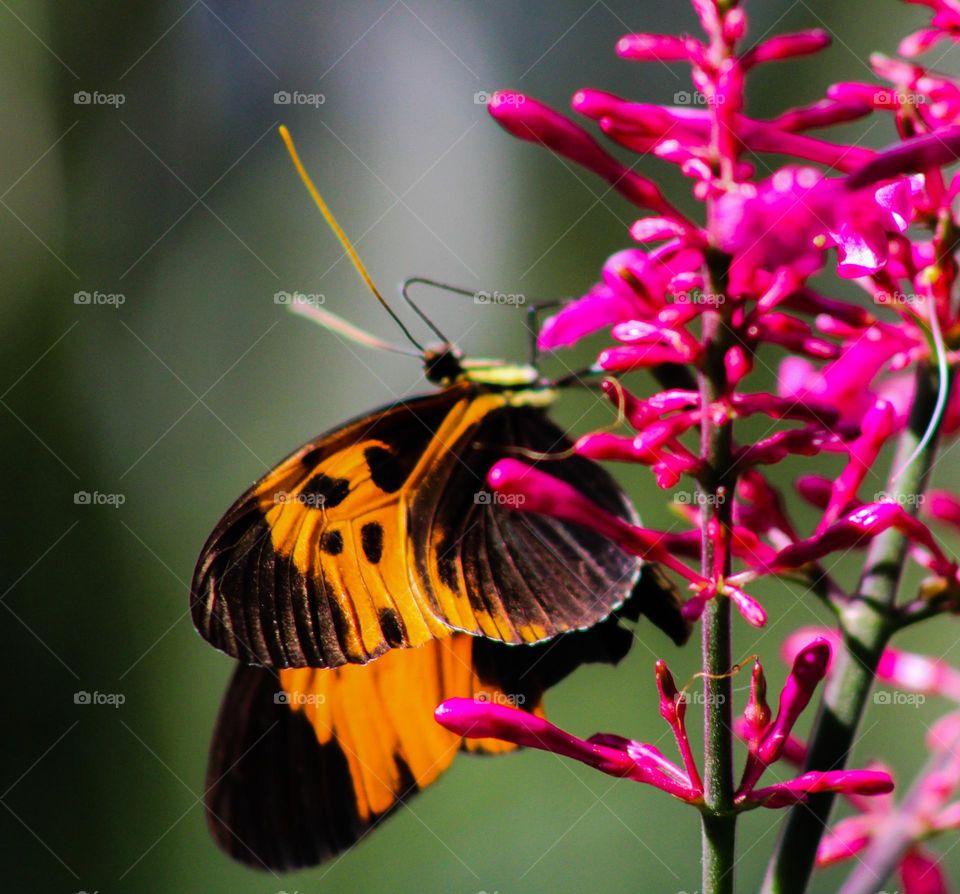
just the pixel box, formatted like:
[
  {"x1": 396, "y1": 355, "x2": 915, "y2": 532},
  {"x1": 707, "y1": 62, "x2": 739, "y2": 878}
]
[
  {"x1": 192, "y1": 385, "x2": 643, "y2": 668},
  {"x1": 205, "y1": 605, "x2": 639, "y2": 871}
]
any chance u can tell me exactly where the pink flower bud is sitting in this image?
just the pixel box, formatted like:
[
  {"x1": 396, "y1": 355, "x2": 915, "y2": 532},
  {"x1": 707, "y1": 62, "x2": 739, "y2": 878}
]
[
  {"x1": 749, "y1": 769, "x2": 894, "y2": 808},
  {"x1": 756, "y1": 639, "x2": 831, "y2": 767},
  {"x1": 742, "y1": 30, "x2": 831, "y2": 68},
  {"x1": 489, "y1": 93, "x2": 678, "y2": 214},
  {"x1": 615, "y1": 33, "x2": 692, "y2": 62},
  {"x1": 770, "y1": 99, "x2": 872, "y2": 133},
  {"x1": 435, "y1": 699, "x2": 699, "y2": 800}
]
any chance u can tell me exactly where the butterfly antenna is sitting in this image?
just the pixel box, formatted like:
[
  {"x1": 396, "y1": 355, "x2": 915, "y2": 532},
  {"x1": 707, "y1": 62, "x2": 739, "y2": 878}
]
[
  {"x1": 278, "y1": 126, "x2": 426, "y2": 354},
  {"x1": 287, "y1": 301, "x2": 421, "y2": 358},
  {"x1": 400, "y1": 277, "x2": 469, "y2": 344}
]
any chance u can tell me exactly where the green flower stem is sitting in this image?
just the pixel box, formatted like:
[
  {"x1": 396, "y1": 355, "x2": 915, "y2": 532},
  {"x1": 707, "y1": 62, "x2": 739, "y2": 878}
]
[{"x1": 698, "y1": 302, "x2": 738, "y2": 894}]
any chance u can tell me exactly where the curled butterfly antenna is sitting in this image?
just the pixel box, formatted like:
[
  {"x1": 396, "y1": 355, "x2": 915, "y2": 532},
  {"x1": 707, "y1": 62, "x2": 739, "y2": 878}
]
[
  {"x1": 278, "y1": 125, "x2": 426, "y2": 354},
  {"x1": 287, "y1": 301, "x2": 421, "y2": 358},
  {"x1": 400, "y1": 277, "x2": 464, "y2": 345},
  {"x1": 499, "y1": 376, "x2": 628, "y2": 462},
  {"x1": 677, "y1": 653, "x2": 760, "y2": 704}
]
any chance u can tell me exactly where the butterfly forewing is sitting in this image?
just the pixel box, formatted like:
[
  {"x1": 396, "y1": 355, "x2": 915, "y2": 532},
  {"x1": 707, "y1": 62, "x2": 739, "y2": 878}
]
[{"x1": 191, "y1": 384, "x2": 643, "y2": 668}]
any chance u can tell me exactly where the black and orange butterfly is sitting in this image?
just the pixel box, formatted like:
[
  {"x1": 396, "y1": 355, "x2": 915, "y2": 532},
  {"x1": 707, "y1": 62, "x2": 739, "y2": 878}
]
[{"x1": 192, "y1": 127, "x2": 690, "y2": 870}]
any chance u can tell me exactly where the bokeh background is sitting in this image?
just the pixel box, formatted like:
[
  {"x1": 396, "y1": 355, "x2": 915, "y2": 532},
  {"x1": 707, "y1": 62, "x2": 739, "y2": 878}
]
[{"x1": 3, "y1": 1, "x2": 959, "y2": 892}]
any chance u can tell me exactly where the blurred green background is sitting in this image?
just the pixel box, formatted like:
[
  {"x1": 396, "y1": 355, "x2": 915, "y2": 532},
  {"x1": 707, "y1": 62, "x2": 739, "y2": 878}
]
[{"x1": 3, "y1": 1, "x2": 959, "y2": 892}]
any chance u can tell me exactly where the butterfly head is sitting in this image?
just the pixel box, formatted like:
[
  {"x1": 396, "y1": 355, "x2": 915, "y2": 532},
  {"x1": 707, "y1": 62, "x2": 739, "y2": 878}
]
[{"x1": 423, "y1": 344, "x2": 466, "y2": 385}]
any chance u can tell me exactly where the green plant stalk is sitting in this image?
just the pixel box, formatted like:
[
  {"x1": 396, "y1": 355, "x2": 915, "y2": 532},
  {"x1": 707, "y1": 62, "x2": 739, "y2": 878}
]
[
  {"x1": 761, "y1": 362, "x2": 944, "y2": 894},
  {"x1": 699, "y1": 306, "x2": 737, "y2": 894}
]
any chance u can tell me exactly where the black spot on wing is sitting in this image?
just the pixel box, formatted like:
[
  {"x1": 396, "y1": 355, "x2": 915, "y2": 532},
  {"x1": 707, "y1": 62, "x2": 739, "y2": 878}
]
[
  {"x1": 360, "y1": 522, "x2": 384, "y2": 564},
  {"x1": 364, "y1": 445, "x2": 406, "y2": 493},
  {"x1": 300, "y1": 473, "x2": 350, "y2": 509},
  {"x1": 320, "y1": 530, "x2": 343, "y2": 555}
]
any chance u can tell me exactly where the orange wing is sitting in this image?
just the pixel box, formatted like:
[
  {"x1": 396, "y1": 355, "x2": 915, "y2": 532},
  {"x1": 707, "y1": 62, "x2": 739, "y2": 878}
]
[
  {"x1": 204, "y1": 602, "x2": 645, "y2": 871},
  {"x1": 191, "y1": 386, "x2": 646, "y2": 668}
]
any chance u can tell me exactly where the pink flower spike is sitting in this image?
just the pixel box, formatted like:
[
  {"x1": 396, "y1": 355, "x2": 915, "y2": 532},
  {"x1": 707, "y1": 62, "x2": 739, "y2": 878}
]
[
  {"x1": 748, "y1": 770, "x2": 895, "y2": 808},
  {"x1": 488, "y1": 93, "x2": 679, "y2": 215},
  {"x1": 615, "y1": 33, "x2": 692, "y2": 62},
  {"x1": 741, "y1": 30, "x2": 831, "y2": 68},
  {"x1": 434, "y1": 699, "x2": 699, "y2": 801}
]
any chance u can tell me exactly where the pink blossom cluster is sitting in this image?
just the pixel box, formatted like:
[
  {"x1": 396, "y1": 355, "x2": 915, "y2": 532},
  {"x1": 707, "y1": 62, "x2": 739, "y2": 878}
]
[{"x1": 431, "y1": 0, "x2": 960, "y2": 890}]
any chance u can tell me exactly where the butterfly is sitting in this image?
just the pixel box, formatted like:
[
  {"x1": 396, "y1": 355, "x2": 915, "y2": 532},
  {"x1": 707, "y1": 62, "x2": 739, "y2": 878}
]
[{"x1": 192, "y1": 126, "x2": 691, "y2": 870}]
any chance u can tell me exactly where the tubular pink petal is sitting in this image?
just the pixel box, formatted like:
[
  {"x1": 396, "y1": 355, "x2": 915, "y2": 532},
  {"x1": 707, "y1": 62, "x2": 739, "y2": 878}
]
[
  {"x1": 770, "y1": 98, "x2": 873, "y2": 132},
  {"x1": 489, "y1": 93, "x2": 678, "y2": 214},
  {"x1": 741, "y1": 30, "x2": 831, "y2": 68},
  {"x1": 749, "y1": 769, "x2": 894, "y2": 808},
  {"x1": 847, "y1": 126, "x2": 960, "y2": 190},
  {"x1": 615, "y1": 33, "x2": 692, "y2": 62},
  {"x1": 756, "y1": 639, "x2": 831, "y2": 767}
]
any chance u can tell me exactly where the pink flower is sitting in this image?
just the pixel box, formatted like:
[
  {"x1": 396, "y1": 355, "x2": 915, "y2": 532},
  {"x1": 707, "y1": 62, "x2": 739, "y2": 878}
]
[
  {"x1": 436, "y1": 639, "x2": 892, "y2": 811},
  {"x1": 713, "y1": 167, "x2": 912, "y2": 287}
]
